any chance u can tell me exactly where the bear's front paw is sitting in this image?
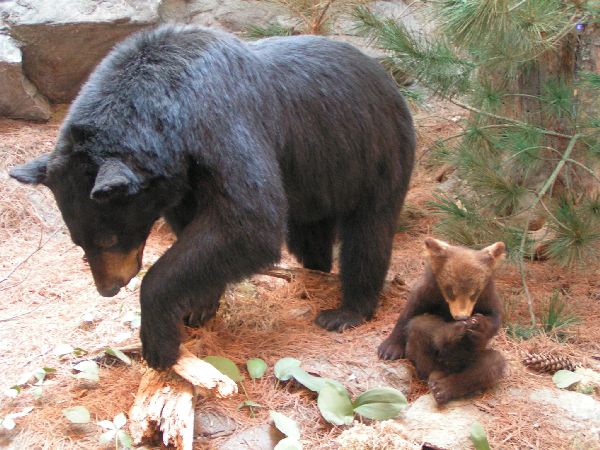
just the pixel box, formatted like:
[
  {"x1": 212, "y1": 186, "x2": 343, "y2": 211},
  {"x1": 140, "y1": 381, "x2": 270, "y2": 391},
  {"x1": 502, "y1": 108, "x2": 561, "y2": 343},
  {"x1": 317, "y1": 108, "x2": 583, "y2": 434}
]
[
  {"x1": 465, "y1": 314, "x2": 489, "y2": 343},
  {"x1": 428, "y1": 376, "x2": 455, "y2": 405},
  {"x1": 141, "y1": 328, "x2": 180, "y2": 370},
  {"x1": 315, "y1": 308, "x2": 365, "y2": 332},
  {"x1": 378, "y1": 337, "x2": 405, "y2": 360}
]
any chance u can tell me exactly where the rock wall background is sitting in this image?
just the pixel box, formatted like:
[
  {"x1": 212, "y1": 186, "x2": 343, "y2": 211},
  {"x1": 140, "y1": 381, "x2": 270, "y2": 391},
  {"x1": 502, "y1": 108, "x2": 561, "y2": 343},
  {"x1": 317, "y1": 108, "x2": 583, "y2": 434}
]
[{"x1": 0, "y1": 0, "x2": 418, "y2": 121}]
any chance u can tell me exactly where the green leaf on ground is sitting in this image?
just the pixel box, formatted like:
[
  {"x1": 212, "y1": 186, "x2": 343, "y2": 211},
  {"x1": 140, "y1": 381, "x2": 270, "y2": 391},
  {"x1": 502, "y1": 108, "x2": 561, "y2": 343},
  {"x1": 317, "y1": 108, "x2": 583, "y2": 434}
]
[
  {"x1": 270, "y1": 410, "x2": 301, "y2": 440},
  {"x1": 63, "y1": 406, "x2": 91, "y2": 424},
  {"x1": 203, "y1": 356, "x2": 243, "y2": 382},
  {"x1": 274, "y1": 358, "x2": 301, "y2": 381},
  {"x1": 288, "y1": 366, "x2": 344, "y2": 394},
  {"x1": 470, "y1": 421, "x2": 491, "y2": 450},
  {"x1": 317, "y1": 382, "x2": 354, "y2": 426},
  {"x1": 105, "y1": 348, "x2": 132, "y2": 366},
  {"x1": 72, "y1": 360, "x2": 100, "y2": 382},
  {"x1": 353, "y1": 387, "x2": 408, "y2": 408},
  {"x1": 553, "y1": 370, "x2": 582, "y2": 389},
  {"x1": 274, "y1": 436, "x2": 303, "y2": 450},
  {"x1": 247, "y1": 358, "x2": 268, "y2": 379},
  {"x1": 117, "y1": 429, "x2": 133, "y2": 448}
]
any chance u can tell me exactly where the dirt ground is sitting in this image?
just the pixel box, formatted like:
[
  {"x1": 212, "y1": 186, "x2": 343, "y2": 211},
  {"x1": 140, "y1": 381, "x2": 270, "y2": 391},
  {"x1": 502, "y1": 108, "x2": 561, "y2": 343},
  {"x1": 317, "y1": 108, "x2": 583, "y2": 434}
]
[{"x1": 0, "y1": 104, "x2": 599, "y2": 450}]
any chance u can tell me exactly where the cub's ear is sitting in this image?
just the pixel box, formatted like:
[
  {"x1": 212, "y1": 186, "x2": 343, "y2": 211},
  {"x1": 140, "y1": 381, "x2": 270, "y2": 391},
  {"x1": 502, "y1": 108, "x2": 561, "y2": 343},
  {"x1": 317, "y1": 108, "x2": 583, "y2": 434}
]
[
  {"x1": 481, "y1": 241, "x2": 506, "y2": 266},
  {"x1": 424, "y1": 237, "x2": 449, "y2": 258},
  {"x1": 91, "y1": 159, "x2": 142, "y2": 202},
  {"x1": 9, "y1": 154, "x2": 51, "y2": 185}
]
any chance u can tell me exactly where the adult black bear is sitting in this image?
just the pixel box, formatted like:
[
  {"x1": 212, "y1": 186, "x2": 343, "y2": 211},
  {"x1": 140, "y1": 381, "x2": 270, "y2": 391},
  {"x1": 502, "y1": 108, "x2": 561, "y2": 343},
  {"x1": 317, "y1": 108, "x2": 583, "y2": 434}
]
[
  {"x1": 10, "y1": 25, "x2": 415, "y2": 369},
  {"x1": 378, "y1": 238, "x2": 506, "y2": 405}
]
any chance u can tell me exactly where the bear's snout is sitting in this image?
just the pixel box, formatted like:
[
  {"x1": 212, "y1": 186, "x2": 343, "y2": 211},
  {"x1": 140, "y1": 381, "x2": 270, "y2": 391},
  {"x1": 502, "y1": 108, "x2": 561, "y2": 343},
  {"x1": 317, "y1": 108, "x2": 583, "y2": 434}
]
[{"x1": 97, "y1": 283, "x2": 123, "y2": 297}]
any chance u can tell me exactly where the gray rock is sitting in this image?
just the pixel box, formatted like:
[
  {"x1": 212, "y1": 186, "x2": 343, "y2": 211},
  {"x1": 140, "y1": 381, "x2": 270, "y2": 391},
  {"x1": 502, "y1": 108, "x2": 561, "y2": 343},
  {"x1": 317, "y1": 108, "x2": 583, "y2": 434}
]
[
  {"x1": 195, "y1": 410, "x2": 237, "y2": 439},
  {"x1": 0, "y1": 34, "x2": 51, "y2": 121},
  {"x1": 403, "y1": 394, "x2": 485, "y2": 448},
  {"x1": 510, "y1": 387, "x2": 600, "y2": 436},
  {"x1": 160, "y1": 0, "x2": 287, "y2": 33},
  {"x1": 217, "y1": 423, "x2": 284, "y2": 450},
  {"x1": 2, "y1": 0, "x2": 161, "y2": 102},
  {"x1": 302, "y1": 339, "x2": 413, "y2": 397}
]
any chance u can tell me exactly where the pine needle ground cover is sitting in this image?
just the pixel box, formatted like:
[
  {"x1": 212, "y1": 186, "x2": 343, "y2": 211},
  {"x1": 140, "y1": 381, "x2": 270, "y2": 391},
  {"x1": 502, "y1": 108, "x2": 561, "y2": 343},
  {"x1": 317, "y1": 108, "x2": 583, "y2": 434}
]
[{"x1": 1, "y1": 105, "x2": 599, "y2": 449}]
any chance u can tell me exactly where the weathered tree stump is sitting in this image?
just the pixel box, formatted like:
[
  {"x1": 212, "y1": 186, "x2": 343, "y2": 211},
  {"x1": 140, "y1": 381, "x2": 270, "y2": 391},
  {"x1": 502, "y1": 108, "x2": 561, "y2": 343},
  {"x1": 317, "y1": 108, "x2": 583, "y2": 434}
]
[{"x1": 129, "y1": 346, "x2": 237, "y2": 450}]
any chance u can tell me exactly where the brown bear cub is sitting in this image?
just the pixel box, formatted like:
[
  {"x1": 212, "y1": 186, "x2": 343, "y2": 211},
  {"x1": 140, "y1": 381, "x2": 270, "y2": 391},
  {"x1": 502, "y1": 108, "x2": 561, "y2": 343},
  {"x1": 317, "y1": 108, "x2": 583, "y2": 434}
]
[{"x1": 379, "y1": 237, "x2": 506, "y2": 405}]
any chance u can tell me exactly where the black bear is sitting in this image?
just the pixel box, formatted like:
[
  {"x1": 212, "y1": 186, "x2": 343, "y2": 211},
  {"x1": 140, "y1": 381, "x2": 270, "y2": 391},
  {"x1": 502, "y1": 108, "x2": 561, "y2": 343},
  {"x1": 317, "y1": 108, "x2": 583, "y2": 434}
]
[
  {"x1": 10, "y1": 25, "x2": 415, "y2": 369},
  {"x1": 378, "y1": 238, "x2": 506, "y2": 405}
]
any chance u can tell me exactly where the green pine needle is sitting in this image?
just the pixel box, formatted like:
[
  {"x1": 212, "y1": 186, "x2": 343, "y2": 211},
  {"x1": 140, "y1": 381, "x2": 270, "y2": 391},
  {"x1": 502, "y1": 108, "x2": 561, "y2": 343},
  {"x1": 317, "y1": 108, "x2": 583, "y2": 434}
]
[
  {"x1": 244, "y1": 23, "x2": 297, "y2": 39},
  {"x1": 353, "y1": 6, "x2": 474, "y2": 98},
  {"x1": 541, "y1": 79, "x2": 574, "y2": 119},
  {"x1": 540, "y1": 290, "x2": 580, "y2": 335},
  {"x1": 544, "y1": 197, "x2": 600, "y2": 267}
]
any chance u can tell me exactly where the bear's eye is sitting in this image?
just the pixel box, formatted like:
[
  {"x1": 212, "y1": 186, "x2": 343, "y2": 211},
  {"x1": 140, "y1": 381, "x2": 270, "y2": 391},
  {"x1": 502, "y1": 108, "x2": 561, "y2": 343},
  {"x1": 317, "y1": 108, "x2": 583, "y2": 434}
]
[
  {"x1": 470, "y1": 289, "x2": 480, "y2": 300},
  {"x1": 95, "y1": 235, "x2": 118, "y2": 249},
  {"x1": 444, "y1": 286, "x2": 454, "y2": 299}
]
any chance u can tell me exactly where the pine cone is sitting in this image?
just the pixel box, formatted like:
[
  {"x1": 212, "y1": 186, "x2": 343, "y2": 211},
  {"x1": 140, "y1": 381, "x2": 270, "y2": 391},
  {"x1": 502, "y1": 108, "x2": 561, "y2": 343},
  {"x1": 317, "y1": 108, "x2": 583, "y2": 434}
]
[{"x1": 522, "y1": 352, "x2": 576, "y2": 373}]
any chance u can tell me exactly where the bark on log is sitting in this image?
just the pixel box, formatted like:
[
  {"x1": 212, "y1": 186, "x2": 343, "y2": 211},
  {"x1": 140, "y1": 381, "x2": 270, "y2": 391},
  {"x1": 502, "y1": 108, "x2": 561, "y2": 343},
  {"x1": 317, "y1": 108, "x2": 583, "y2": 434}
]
[{"x1": 129, "y1": 345, "x2": 237, "y2": 449}]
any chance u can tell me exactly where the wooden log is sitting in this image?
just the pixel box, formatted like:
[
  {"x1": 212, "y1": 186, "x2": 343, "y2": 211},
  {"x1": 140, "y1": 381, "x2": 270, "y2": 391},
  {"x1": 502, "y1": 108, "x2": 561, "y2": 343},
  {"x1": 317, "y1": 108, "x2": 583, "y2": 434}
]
[{"x1": 129, "y1": 345, "x2": 237, "y2": 450}]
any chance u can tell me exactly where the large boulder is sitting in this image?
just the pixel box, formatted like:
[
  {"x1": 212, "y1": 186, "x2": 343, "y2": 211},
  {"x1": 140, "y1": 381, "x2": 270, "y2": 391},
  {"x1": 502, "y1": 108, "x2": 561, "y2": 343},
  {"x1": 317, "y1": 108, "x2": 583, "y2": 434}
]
[
  {"x1": 1, "y1": 0, "x2": 161, "y2": 103},
  {"x1": 160, "y1": 0, "x2": 287, "y2": 33},
  {"x1": 0, "y1": 34, "x2": 51, "y2": 121}
]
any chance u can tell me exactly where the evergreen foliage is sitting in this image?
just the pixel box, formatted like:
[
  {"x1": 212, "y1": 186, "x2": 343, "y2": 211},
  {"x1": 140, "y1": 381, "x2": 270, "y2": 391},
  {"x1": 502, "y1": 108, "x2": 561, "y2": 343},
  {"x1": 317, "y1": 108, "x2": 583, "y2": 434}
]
[
  {"x1": 355, "y1": 0, "x2": 600, "y2": 266},
  {"x1": 355, "y1": 0, "x2": 599, "y2": 323}
]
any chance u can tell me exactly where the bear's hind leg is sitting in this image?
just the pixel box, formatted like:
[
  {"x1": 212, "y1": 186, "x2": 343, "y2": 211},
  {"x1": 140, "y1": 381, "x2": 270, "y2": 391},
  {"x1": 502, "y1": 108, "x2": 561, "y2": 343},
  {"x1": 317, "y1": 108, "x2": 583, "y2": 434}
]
[
  {"x1": 315, "y1": 209, "x2": 395, "y2": 331},
  {"x1": 428, "y1": 349, "x2": 505, "y2": 405},
  {"x1": 405, "y1": 315, "x2": 446, "y2": 379},
  {"x1": 287, "y1": 217, "x2": 336, "y2": 272}
]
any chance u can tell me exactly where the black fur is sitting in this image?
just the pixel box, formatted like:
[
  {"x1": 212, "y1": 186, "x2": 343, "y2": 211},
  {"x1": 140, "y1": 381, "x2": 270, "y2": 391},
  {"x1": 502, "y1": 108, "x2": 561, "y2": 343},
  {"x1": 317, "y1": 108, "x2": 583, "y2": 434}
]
[{"x1": 10, "y1": 25, "x2": 415, "y2": 368}]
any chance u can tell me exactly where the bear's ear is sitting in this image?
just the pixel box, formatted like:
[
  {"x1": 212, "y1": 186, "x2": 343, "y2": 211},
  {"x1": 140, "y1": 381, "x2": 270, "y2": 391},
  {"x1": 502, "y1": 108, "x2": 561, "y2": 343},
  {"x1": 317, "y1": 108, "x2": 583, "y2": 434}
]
[
  {"x1": 91, "y1": 159, "x2": 142, "y2": 202},
  {"x1": 9, "y1": 154, "x2": 51, "y2": 185},
  {"x1": 481, "y1": 241, "x2": 506, "y2": 266},
  {"x1": 424, "y1": 237, "x2": 449, "y2": 259}
]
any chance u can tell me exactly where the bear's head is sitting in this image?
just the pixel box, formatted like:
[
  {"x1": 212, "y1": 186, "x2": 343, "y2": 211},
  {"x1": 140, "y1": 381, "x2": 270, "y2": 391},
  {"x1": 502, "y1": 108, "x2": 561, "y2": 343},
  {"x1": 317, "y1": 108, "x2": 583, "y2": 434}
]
[
  {"x1": 9, "y1": 124, "x2": 172, "y2": 297},
  {"x1": 424, "y1": 237, "x2": 505, "y2": 320}
]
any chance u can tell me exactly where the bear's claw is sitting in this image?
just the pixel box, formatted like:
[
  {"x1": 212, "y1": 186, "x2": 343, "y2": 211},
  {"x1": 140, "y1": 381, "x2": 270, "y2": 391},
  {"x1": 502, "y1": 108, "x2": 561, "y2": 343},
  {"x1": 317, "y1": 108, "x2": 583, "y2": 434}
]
[
  {"x1": 378, "y1": 338, "x2": 405, "y2": 360},
  {"x1": 315, "y1": 308, "x2": 365, "y2": 332},
  {"x1": 428, "y1": 377, "x2": 453, "y2": 405}
]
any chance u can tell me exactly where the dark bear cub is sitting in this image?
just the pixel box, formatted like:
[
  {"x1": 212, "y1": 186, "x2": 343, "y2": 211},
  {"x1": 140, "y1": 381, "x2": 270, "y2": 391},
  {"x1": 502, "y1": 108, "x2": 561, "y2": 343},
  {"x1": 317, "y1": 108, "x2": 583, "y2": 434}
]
[{"x1": 379, "y1": 237, "x2": 506, "y2": 405}]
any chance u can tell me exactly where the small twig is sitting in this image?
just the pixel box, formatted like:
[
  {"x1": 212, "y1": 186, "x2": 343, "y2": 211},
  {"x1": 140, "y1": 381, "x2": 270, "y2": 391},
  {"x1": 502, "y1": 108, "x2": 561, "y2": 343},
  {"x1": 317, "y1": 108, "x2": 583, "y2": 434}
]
[
  {"x1": 0, "y1": 229, "x2": 60, "y2": 284},
  {"x1": 259, "y1": 266, "x2": 339, "y2": 282},
  {"x1": 0, "y1": 302, "x2": 44, "y2": 323}
]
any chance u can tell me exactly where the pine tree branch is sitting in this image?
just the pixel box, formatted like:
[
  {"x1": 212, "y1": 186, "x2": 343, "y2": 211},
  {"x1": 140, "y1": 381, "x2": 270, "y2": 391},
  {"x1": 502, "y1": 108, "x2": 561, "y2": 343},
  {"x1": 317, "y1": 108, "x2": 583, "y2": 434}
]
[
  {"x1": 449, "y1": 99, "x2": 575, "y2": 139},
  {"x1": 517, "y1": 134, "x2": 582, "y2": 325}
]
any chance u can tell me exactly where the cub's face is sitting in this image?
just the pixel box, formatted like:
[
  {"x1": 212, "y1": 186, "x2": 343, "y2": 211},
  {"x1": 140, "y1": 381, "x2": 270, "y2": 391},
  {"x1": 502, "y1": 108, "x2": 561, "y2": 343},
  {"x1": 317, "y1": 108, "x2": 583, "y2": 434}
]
[
  {"x1": 9, "y1": 126, "x2": 166, "y2": 297},
  {"x1": 424, "y1": 237, "x2": 505, "y2": 320}
]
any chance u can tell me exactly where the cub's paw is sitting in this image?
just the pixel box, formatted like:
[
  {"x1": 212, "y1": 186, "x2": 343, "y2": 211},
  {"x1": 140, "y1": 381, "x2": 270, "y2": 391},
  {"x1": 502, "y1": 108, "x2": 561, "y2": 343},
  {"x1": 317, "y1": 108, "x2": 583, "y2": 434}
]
[
  {"x1": 446, "y1": 320, "x2": 468, "y2": 343},
  {"x1": 378, "y1": 337, "x2": 405, "y2": 360},
  {"x1": 184, "y1": 304, "x2": 219, "y2": 328},
  {"x1": 465, "y1": 314, "x2": 488, "y2": 342},
  {"x1": 465, "y1": 313, "x2": 484, "y2": 330},
  {"x1": 315, "y1": 308, "x2": 365, "y2": 332},
  {"x1": 428, "y1": 376, "x2": 455, "y2": 405}
]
